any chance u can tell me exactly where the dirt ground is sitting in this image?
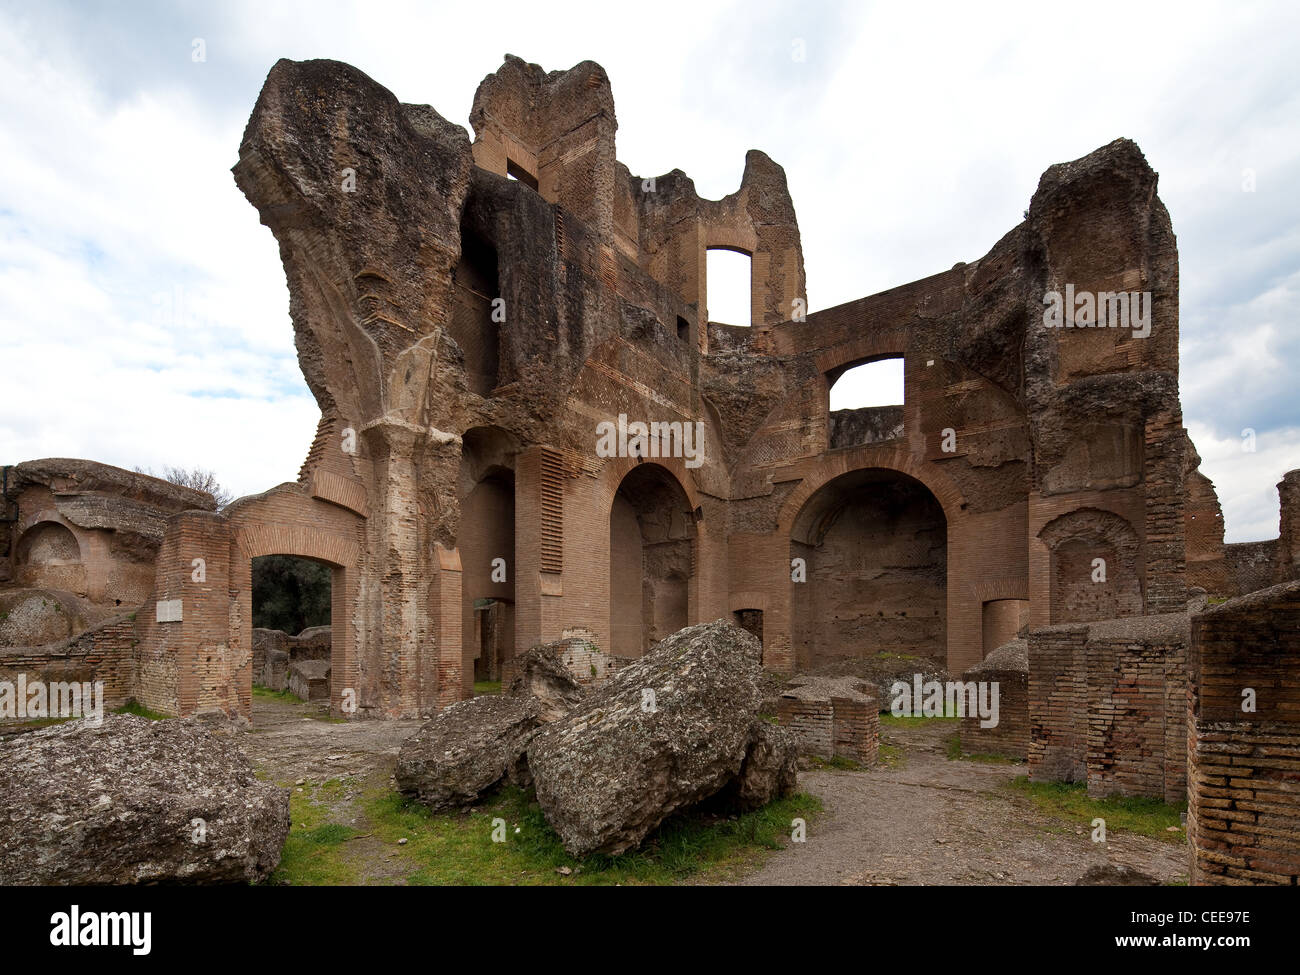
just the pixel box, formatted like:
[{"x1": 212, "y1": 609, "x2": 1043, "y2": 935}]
[
  {"x1": 236, "y1": 695, "x2": 1189, "y2": 886},
  {"x1": 734, "y1": 721, "x2": 1189, "y2": 886}
]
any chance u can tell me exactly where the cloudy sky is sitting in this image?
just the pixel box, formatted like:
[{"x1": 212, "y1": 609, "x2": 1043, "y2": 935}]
[{"x1": 1, "y1": 0, "x2": 1297, "y2": 541}]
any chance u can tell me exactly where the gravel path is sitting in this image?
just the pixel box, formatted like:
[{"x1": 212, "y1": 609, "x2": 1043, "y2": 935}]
[
  {"x1": 238, "y1": 696, "x2": 1189, "y2": 886},
  {"x1": 733, "y1": 721, "x2": 1189, "y2": 886}
]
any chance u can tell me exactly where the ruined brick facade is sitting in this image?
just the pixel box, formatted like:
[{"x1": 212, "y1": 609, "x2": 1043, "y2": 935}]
[{"x1": 2, "y1": 56, "x2": 1297, "y2": 759}]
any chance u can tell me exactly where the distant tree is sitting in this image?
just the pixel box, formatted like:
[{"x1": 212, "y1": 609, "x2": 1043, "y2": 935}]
[
  {"x1": 251, "y1": 555, "x2": 332, "y2": 634},
  {"x1": 135, "y1": 465, "x2": 234, "y2": 508}
]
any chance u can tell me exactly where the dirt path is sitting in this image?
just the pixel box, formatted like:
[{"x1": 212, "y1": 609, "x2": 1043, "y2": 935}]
[
  {"x1": 238, "y1": 694, "x2": 422, "y2": 785},
  {"x1": 237, "y1": 697, "x2": 1188, "y2": 886},
  {"x1": 733, "y1": 721, "x2": 1189, "y2": 886}
]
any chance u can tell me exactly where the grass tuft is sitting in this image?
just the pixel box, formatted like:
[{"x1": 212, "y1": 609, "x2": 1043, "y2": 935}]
[{"x1": 1007, "y1": 775, "x2": 1187, "y2": 844}]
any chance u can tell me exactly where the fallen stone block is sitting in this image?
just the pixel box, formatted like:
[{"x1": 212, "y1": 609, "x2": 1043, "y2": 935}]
[
  {"x1": 0, "y1": 713, "x2": 289, "y2": 884},
  {"x1": 526, "y1": 619, "x2": 767, "y2": 856},
  {"x1": 288, "y1": 658, "x2": 330, "y2": 702},
  {"x1": 396, "y1": 694, "x2": 542, "y2": 811}
]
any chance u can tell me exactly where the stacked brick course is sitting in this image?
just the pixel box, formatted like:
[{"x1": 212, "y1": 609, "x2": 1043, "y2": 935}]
[
  {"x1": 0, "y1": 613, "x2": 136, "y2": 713},
  {"x1": 1029, "y1": 612, "x2": 1188, "y2": 800},
  {"x1": 777, "y1": 676, "x2": 878, "y2": 766},
  {"x1": 960, "y1": 639, "x2": 1029, "y2": 759},
  {"x1": 1188, "y1": 581, "x2": 1300, "y2": 885}
]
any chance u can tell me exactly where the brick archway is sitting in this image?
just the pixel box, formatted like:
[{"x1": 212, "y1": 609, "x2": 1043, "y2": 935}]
[
  {"x1": 768, "y1": 445, "x2": 984, "y2": 673},
  {"x1": 225, "y1": 484, "x2": 364, "y2": 720}
]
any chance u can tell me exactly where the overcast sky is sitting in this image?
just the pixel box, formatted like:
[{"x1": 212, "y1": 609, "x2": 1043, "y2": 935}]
[{"x1": 1, "y1": 0, "x2": 1297, "y2": 541}]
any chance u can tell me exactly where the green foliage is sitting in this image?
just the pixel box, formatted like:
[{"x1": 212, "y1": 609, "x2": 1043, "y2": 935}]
[
  {"x1": 271, "y1": 784, "x2": 359, "y2": 885},
  {"x1": 252, "y1": 555, "x2": 331, "y2": 634},
  {"x1": 365, "y1": 785, "x2": 821, "y2": 886},
  {"x1": 880, "y1": 709, "x2": 960, "y2": 726},
  {"x1": 877, "y1": 742, "x2": 905, "y2": 769},
  {"x1": 473, "y1": 681, "x2": 502, "y2": 696}
]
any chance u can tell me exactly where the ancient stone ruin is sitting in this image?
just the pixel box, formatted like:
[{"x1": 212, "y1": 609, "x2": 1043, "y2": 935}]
[{"x1": 2, "y1": 54, "x2": 1299, "y2": 885}]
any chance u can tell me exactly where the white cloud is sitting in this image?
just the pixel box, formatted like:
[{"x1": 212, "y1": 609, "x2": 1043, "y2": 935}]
[{"x1": 1, "y1": 0, "x2": 1298, "y2": 539}]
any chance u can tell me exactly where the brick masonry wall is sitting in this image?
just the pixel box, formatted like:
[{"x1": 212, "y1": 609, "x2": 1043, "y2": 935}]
[
  {"x1": 960, "y1": 668, "x2": 1029, "y2": 759},
  {"x1": 1188, "y1": 581, "x2": 1300, "y2": 885},
  {"x1": 0, "y1": 613, "x2": 136, "y2": 715},
  {"x1": 777, "y1": 697, "x2": 833, "y2": 758},
  {"x1": 1225, "y1": 540, "x2": 1277, "y2": 597},
  {"x1": 1028, "y1": 617, "x2": 1188, "y2": 799},
  {"x1": 777, "y1": 694, "x2": 878, "y2": 765},
  {"x1": 1028, "y1": 627, "x2": 1088, "y2": 781},
  {"x1": 831, "y1": 697, "x2": 879, "y2": 765},
  {"x1": 1085, "y1": 637, "x2": 1187, "y2": 803}
]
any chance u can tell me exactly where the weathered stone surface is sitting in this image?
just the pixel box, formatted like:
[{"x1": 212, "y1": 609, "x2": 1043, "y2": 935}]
[
  {"x1": 0, "y1": 589, "x2": 82, "y2": 647},
  {"x1": 261, "y1": 648, "x2": 289, "y2": 692},
  {"x1": 0, "y1": 714, "x2": 288, "y2": 884},
  {"x1": 720, "y1": 719, "x2": 798, "y2": 811},
  {"x1": 526, "y1": 619, "x2": 766, "y2": 856},
  {"x1": 507, "y1": 641, "x2": 585, "y2": 721},
  {"x1": 396, "y1": 694, "x2": 542, "y2": 810},
  {"x1": 288, "y1": 658, "x2": 330, "y2": 701}
]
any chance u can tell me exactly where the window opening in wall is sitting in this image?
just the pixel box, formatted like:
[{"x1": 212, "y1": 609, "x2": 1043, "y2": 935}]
[{"x1": 706, "y1": 247, "x2": 752, "y2": 326}]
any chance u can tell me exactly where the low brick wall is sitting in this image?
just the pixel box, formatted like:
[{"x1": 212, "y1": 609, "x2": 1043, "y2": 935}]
[
  {"x1": 1188, "y1": 581, "x2": 1300, "y2": 885},
  {"x1": 0, "y1": 613, "x2": 137, "y2": 716},
  {"x1": 777, "y1": 676, "x2": 878, "y2": 766},
  {"x1": 1224, "y1": 540, "x2": 1277, "y2": 597},
  {"x1": 777, "y1": 697, "x2": 833, "y2": 756},
  {"x1": 1028, "y1": 612, "x2": 1189, "y2": 802},
  {"x1": 504, "y1": 635, "x2": 619, "y2": 686},
  {"x1": 960, "y1": 640, "x2": 1029, "y2": 759}
]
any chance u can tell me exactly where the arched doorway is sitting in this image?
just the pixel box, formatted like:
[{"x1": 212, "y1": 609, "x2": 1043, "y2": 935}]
[
  {"x1": 789, "y1": 467, "x2": 947, "y2": 670},
  {"x1": 608, "y1": 463, "x2": 696, "y2": 656}
]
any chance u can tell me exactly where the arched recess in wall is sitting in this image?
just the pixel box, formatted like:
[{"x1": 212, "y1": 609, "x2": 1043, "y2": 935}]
[
  {"x1": 826, "y1": 356, "x2": 905, "y2": 450},
  {"x1": 15, "y1": 520, "x2": 85, "y2": 593},
  {"x1": 706, "y1": 246, "x2": 752, "y2": 327},
  {"x1": 789, "y1": 468, "x2": 947, "y2": 670},
  {"x1": 458, "y1": 426, "x2": 518, "y2": 691},
  {"x1": 608, "y1": 462, "x2": 697, "y2": 656},
  {"x1": 1038, "y1": 507, "x2": 1143, "y2": 623}
]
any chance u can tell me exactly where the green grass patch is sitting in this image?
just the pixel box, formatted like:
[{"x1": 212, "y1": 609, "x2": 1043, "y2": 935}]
[
  {"x1": 114, "y1": 700, "x2": 171, "y2": 721},
  {"x1": 1007, "y1": 776, "x2": 1187, "y2": 844},
  {"x1": 944, "y1": 733, "x2": 1022, "y2": 765},
  {"x1": 269, "y1": 781, "x2": 359, "y2": 885},
  {"x1": 877, "y1": 742, "x2": 905, "y2": 769},
  {"x1": 473, "y1": 680, "x2": 502, "y2": 696},
  {"x1": 880, "y1": 709, "x2": 960, "y2": 726},
  {"x1": 253, "y1": 685, "x2": 304, "y2": 704},
  {"x1": 357, "y1": 784, "x2": 821, "y2": 886}
]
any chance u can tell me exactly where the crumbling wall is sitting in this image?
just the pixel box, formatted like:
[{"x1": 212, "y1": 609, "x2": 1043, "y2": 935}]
[
  {"x1": 1188, "y1": 581, "x2": 1300, "y2": 885},
  {"x1": 1028, "y1": 612, "x2": 1189, "y2": 800},
  {"x1": 960, "y1": 639, "x2": 1030, "y2": 759}
]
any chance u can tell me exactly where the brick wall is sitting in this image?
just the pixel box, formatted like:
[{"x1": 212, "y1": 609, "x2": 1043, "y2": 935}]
[
  {"x1": 777, "y1": 687, "x2": 879, "y2": 766},
  {"x1": 1188, "y1": 581, "x2": 1300, "y2": 885},
  {"x1": 1029, "y1": 613, "x2": 1188, "y2": 800},
  {"x1": 0, "y1": 613, "x2": 137, "y2": 715},
  {"x1": 1225, "y1": 540, "x2": 1277, "y2": 597},
  {"x1": 961, "y1": 667, "x2": 1029, "y2": 759}
]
